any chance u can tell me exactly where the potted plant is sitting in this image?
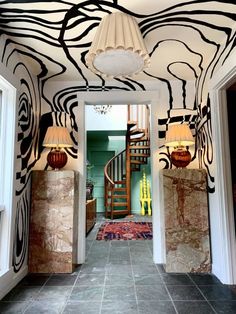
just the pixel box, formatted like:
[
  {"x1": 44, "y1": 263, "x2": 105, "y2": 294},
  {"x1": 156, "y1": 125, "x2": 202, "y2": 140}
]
[{"x1": 86, "y1": 161, "x2": 95, "y2": 200}]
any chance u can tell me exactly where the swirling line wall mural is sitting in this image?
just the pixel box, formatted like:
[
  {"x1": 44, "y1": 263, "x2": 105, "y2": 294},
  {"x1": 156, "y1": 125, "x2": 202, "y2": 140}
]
[{"x1": 0, "y1": 0, "x2": 235, "y2": 272}]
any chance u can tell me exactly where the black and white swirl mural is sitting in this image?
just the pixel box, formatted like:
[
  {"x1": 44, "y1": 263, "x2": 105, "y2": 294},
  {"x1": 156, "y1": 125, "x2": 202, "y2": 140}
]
[{"x1": 0, "y1": 0, "x2": 236, "y2": 272}]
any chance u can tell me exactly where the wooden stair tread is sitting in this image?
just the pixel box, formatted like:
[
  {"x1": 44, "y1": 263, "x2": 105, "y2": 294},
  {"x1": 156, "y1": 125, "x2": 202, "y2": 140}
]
[
  {"x1": 129, "y1": 129, "x2": 145, "y2": 135},
  {"x1": 130, "y1": 153, "x2": 150, "y2": 157},
  {"x1": 131, "y1": 160, "x2": 147, "y2": 165},
  {"x1": 129, "y1": 138, "x2": 149, "y2": 142},
  {"x1": 114, "y1": 180, "x2": 126, "y2": 184},
  {"x1": 127, "y1": 120, "x2": 137, "y2": 126},
  {"x1": 113, "y1": 187, "x2": 127, "y2": 191},
  {"x1": 129, "y1": 145, "x2": 150, "y2": 149},
  {"x1": 112, "y1": 195, "x2": 128, "y2": 198}
]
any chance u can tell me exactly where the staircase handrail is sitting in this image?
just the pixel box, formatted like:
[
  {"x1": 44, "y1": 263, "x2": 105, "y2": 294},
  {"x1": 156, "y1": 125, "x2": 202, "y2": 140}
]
[{"x1": 104, "y1": 148, "x2": 126, "y2": 186}]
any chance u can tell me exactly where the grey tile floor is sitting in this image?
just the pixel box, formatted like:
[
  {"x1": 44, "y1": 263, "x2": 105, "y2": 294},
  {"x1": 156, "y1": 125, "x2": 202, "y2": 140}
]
[{"x1": 1, "y1": 215, "x2": 236, "y2": 313}]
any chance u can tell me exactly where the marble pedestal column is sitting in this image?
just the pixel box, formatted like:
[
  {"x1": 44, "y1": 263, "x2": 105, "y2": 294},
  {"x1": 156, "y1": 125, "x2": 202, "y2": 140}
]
[
  {"x1": 29, "y1": 170, "x2": 79, "y2": 273},
  {"x1": 161, "y1": 169, "x2": 211, "y2": 273}
]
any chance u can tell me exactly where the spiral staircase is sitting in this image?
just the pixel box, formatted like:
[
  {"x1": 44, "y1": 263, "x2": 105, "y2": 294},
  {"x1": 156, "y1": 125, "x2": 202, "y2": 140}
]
[{"x1": 104, "y1": 104, "x2": 150, "y2": 219}]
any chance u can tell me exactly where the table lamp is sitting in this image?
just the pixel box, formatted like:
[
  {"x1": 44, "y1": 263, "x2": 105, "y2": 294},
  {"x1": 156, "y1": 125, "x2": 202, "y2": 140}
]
[
  {"x1": 43, "y1": 126, "x2": 73, "y2": 170},
  {"x1": 165, "y1": 124, "x2": 194, "y2": 168}
]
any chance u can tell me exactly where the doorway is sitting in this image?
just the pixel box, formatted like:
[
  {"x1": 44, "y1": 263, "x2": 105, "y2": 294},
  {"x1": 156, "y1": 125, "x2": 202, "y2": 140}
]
[
  {"x1": 210, "y1": 66, "x2": 236, "y2": 284},
  {"x1": 226, "y1": 85, "x2": 236, "y2": 235},
  {"x1": 85, "y1": 104, "x2": 152, "y2": 220},
  {"x1": 76, "y1": 91, "x2": 161, "y2": 266}
]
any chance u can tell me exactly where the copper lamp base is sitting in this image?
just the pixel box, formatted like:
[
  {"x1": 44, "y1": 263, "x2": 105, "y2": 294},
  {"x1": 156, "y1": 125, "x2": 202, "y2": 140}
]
[
  {"x1": 171, "y1": 149, "x2": 191, "y2": 168},
  {"x1": 47, "y1": 149, "x2": 68, "y2": 170}
]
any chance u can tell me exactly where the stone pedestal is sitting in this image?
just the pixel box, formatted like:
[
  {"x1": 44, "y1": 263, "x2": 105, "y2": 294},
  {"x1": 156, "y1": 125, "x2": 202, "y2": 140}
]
[
  {"x1": 162, "y1": 169, "x2": 211, "y2": 273},
  {"x1": 29, "y1": 170, "x2": 79, "y2": 273}
]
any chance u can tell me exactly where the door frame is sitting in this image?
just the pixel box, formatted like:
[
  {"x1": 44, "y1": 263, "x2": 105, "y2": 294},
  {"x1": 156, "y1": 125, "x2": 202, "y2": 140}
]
[
  {"x1": 210, "y1": 63, "x2": 236, "y2": 284},
  {"x1": 75, "y1": 91, "x2": 163, "y2": 264}
]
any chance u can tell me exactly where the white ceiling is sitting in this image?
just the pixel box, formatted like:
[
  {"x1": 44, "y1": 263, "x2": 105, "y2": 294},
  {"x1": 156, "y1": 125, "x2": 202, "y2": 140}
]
[{"x1": 1, "y1": 0, "x2": 236, "y2": 82}]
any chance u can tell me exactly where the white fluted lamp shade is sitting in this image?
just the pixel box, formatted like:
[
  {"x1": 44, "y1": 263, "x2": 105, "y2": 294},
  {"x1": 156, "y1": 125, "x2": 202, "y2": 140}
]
[
  {"x1": 165, "y1": 124, "x2": 194, "y2": 168},
  {"x1": 85, "y1": 12, "x2": 150, "y2": 78},
  {"x1": 43, "y1": 126, "x2": 73, "y2": 170},
  {"x1": 43, "y1": 127, "x2": 73, "y2": 148},
  {"x1": 165, "y1": 124, "x2": 194, "y2": 147}
]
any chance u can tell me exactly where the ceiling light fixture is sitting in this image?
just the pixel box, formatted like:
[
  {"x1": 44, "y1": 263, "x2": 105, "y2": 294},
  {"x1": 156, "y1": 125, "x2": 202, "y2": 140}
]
[
  {"x1": 86, "y1": 12, "x2": 150, "y2": 78},
  {"x1": 93, "y1": 104, "x2": 112, "y2": 114}
]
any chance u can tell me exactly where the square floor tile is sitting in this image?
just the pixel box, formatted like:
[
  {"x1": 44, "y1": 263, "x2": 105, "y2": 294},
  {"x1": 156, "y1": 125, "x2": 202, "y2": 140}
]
[
  {"x1": 101, "y1": 300, "x2": 138, "y2": 313},
  {"x1": 166, "y1": 285, "x2": 204, "y2": 301},
  {"x1": 76, "y1": 274, "x2": 105, "y2": 286},
  {"x1": 199, "y1": 285, "x2": 236, "y2": 301},
  {"x1": 110, "y1": 247, "x2": 130, "y2": 254},
  {"x1": 136, "y1": 285, "x2": 170, "y2": 301},
  {"x1": 80, "y1": 265, "x2": 106, "y2": 274},
  {"x1": 24, "y1": 300, "x2": 66, "y2": 313},
  {"x1": 2, "y1": 287, "x2": 41, "y2": 301},
  {"x1": 85, "y1": 256, "x2": 108, "y2": 264},
  {"x1": 91, "y1": 241, "x2": 110, "y2": 249},
  {"x1": 132, "y1": 265, "x2": 158, "y2": 275},
  {"x1": 110, "y1": 241, "x2": 129, "y2": 247},
  {"x1": 89, "y1": 246, "x2": 110, "y2": 253},
  {"x1": 62, "y1": 301, "x2": 101, "y2": 313},
  {"x1": 161, "y1": 274, "x2": 193, "y2": 285},
  {"x1": 70, "y1": 286, "x2": 103, "y2": 301},
  {"x1": 109, "y1": 256, "x2": 131, "y2": 263},
  {"x1": 108, "y1": 260, "x2": 131, "y2": 266},
  {"x1": 131, "y1": 256, "x2": 153, "y2": 265},
  {"x1": 189, "y1": 274, "x2": 222, "y2": 285},
  {"x1": 37, "y1": 286, "x2": 71, "y2": 300},
  {"x1": 105, "y1": 274, "x2": 134, "y2": 286},
  {"x1": 129, "y1": 241, "x2": 148, "y2": 247},
  {"x1": 0, "y1": 301, "x2": 29, "y2": 313},
  {"x1": 138, "y1": 300, "x2": 176, "y2": 314},
  {"x1": 105, "y1": 264, "x2": 132, "y2": 275},
  {"x1": 87, "y1": 251, "x2": 109, "y2": 259},
  {"x1": 19, "y1": 274, "x2": 50, "y2": 286},
  {"x1": 130, "y1": 247, "x2": 151, "y2": 254},
  {"x1": 174, "y1": 301, "x2": 215, "y2": 314},
  {"x1": 82, "y1": 260, "x2": 107, "y2": 267},
  {"x1": 103, "y1": 285, "x2": 136, "y2": 301},
  {"x1": 45, "y1": 274, "x2": 77, "y2": 286},
  {"x1": 134, "y1": 274, "x2": 162, "y2": 285},
  {"x1": 210, "y1": 300, "x2": 236, "y2": 313}
]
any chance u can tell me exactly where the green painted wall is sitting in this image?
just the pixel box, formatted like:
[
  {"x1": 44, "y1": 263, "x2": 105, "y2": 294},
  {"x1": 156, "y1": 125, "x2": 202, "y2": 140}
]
[{"x1": 87, "y1": 132, "x2": 126, "y2": 213}]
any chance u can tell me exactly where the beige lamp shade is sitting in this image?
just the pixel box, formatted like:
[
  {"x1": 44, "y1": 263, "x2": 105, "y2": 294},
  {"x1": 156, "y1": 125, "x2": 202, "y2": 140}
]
[
  {"x1": 85, "y1": 12, "x2": 150, "y2": 78},
  {"x1": 165, "y1": 124, "x2": 194, "y2": 147},
  {"x1": 43, "y1": 126, "x2": 73, "y2": 148}
]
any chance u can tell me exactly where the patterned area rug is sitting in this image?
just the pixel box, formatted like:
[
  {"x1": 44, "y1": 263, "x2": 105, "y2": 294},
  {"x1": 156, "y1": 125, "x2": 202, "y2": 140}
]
[{"x1": 96, "y1": 221, "x2": 152, "y2": 240}]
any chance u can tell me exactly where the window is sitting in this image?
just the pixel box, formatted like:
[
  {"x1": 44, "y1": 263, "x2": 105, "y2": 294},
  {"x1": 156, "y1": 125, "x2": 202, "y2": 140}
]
[{"x1": 0, "y1": 75, "x2": 16, "y2": 275}]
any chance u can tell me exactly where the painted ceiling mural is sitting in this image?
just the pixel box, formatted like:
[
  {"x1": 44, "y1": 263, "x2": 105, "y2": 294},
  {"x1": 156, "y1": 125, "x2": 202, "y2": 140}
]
[{"x1": 0, "y1": 0, "x2": 236, "y2": 272}]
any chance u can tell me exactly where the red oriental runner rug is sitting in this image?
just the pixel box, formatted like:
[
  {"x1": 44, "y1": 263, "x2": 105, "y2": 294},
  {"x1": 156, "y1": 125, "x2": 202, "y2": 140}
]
[{"x1": 96, "y1": 221, "x2": 152, "y2": 240}]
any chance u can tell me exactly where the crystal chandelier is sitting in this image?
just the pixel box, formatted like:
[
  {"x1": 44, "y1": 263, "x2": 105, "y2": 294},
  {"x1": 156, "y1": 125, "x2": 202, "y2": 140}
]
[{"x1": 93, "y1": 105, "x2": 112, "y2": 114}]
